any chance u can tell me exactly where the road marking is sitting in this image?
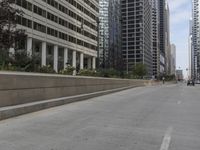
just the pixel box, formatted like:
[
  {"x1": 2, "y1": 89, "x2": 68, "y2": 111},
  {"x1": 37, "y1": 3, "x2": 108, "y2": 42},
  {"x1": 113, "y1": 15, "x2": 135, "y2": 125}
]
[{"x1": 160, "y1": 127, "x2": 173, "y2": 150}]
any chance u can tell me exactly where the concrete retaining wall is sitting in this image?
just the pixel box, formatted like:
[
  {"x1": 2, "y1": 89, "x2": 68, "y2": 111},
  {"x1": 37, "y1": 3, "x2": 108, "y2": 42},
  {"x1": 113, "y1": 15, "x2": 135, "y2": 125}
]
[{"x1": 0, "y1": 71, "x2": 150, "y2": 107}]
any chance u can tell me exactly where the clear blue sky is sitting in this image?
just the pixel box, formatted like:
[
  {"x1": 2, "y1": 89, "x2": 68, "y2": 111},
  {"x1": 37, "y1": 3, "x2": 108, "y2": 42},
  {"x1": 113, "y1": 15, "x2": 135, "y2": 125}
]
[{"x1": 168, "y1": 0, "x2": 191, "y2": 77}]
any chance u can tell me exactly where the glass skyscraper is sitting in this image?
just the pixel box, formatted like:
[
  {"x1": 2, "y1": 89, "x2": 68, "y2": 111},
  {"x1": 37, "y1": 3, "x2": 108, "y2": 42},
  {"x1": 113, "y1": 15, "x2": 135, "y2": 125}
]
[{"x1": 99, "y1": 0, "x2": 121, "y2": 70}]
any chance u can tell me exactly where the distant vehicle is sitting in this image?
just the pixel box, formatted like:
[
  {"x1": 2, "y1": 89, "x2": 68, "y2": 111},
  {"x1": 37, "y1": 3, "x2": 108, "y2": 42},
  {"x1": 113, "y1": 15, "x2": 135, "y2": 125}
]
[
  {"x1": 187, "y1": 80, "x2": 195, "y2": 86},
  {"x1": 196, "y1": 80, "x2": 200, "y2": 84}
]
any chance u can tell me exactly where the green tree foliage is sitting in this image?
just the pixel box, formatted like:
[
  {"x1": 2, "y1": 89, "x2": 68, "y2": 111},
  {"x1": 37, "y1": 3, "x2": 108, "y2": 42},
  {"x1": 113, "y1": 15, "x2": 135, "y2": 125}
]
[
  {"x1": 59, "y1": 66, "x2": 75, "y2": 75},
  {"x1": 37, "y1": 65, "x2": 56, "y2": 74},
  {"x1": 8, "y1": 50, "x2": 40, "y2": 72},
  {"x1": 97, "y1": 68, "x2": 121, "y2": 78},
  {"x1": 132, "y1": 63, "x2": 147, "y2": 78},
  {"x1": 78, "y1": 69, "x2": 97, "y2": 76},
  {"x1": 0, "y1": 0, "x2": 26, "y2": 68}
]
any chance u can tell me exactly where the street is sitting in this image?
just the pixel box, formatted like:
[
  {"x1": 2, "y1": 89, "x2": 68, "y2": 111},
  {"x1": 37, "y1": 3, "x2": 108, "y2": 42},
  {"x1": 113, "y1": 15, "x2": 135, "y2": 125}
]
[{"x1": 0, "y1": 83, "x2": 200, "y2": 150}]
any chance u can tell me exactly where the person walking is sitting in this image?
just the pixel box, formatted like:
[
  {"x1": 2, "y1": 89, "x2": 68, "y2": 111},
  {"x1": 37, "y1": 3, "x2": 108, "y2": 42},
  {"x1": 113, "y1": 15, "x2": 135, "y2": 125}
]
[{"x1": 162, "y1": 77, "x2": 165, "y2": 84}]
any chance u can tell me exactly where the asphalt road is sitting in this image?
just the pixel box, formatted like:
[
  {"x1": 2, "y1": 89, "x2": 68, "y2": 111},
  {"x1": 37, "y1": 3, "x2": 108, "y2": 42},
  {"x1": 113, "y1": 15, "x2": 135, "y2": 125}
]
[{"x1": 0, "y1": 83, "x2": 200, "y2": 150}]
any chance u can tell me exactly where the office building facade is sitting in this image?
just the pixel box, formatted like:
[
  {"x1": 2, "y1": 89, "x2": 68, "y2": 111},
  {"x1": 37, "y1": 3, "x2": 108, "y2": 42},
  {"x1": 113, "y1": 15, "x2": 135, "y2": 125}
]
[
  {"x1": 170, "y1": 44, "x2": 176, "y2": 75},
  {"x1": 189, "y1": 18, "x2": 193, "y2": 79},
  {"x1": 99, "y1": 0, "x2": 109, "y2": 68},
  {"x1": 158, "y1": 0, "x2": 167, "y2": 74},
  {"x1": 121, "y1": 0, "x2": 153, "y2": 76},
  {"x1": 15, "y1": 0, "x2": 99, "y2": 73},
  {"x1": 192, "y1": 0, "x2": 200, "y2": 79},
  {"x1": 151, "y1": 0, "x2": 160, "y2": 78},
  {"x1": 164, "y1": 3, "x2": 171, "y2": 75},
  {"x1": 99, "y1": 0, "x2": 121, "y2": 69},
  {"x1": 108, "y1": 0, "x2": 122, "y2": 70}
]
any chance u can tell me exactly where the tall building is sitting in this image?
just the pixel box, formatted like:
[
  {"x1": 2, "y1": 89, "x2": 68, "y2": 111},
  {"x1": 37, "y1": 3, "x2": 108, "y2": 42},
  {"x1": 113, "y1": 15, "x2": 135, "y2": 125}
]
[
  {"x1": 192, "y1": 0, "x2": 200, "y2": 79},
  {"x1": 99, "y1": 0, "x2": 109, "y2": 68},
  {"x1": 99, "y1": 0, "x2": 121, "y2": 69},
  {"x1": 15, "y1": 0, "x2": 99, "y2": 72},
  {"x1": 109, "y1": 0, "x2": 122, "y2": 70},
  {"x1": 189, "y1": 18, "x2": 193, "y2": 79},
  {"x1": 158, "y1": 0, "x2": 167, "y2": 75},
  {"x1": 151, "y1": 0, "x2": 160, "y2": 78},
  {"x1": 170, "y1": 44, "x2": 176, "y2": 75},
  {"x1": 164, "y1": 2, "x2": 171, "y2": 75},
  {"x1": 121, "y1": 0, "x2": 153, "y2": 76}
]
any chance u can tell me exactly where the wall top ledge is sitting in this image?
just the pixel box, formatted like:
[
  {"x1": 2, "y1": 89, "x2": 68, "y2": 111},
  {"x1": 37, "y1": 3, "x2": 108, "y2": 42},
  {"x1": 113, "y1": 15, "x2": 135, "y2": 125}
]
[{"x1": 0, "y1": 71, "x2": 146, "y2": 81}]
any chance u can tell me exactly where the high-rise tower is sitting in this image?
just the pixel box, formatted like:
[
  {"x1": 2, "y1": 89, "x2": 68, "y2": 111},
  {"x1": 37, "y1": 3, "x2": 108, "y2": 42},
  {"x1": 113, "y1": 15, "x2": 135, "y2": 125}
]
[
  {"x1": 121, "y1": 0, "x2": 153, "y2": 76},
  {"x1": 152, "y1": 0, "x2": 160, "y2": 78},
  {"x1": 158, "y1": 0, "x2": 166, "y2": 74},
  {"x1": 192, "y1": 0, "x2": 200, "y2": 79},
  {"x1": 99, "y1": 0, "x2": 121, "y2": 70}
]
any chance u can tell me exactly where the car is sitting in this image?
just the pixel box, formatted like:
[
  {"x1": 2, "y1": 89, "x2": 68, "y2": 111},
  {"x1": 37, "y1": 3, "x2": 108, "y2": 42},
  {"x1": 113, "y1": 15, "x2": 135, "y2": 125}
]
[
  {"x1": 195, "y1": 80, "x2": 200, "y2": 84},
  {"x1": 187, "y1": 80, "x2": 195, "y2": 86}
]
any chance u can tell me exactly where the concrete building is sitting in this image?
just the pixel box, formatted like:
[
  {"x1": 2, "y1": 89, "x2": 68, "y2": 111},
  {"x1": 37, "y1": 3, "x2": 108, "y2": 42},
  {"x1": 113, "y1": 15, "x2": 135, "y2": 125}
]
[
  {"x1": 158, "y1": 0, "x2": 167, "y2": 75},
  {"x1": 164, "y1": 2, "x2": 171, "y2": 75},
  {"x1": 170, "y1": 44, "x2": 176, "y2": 75},
  {"x1": 189, "y1": 18, "x2": 193, "y2": 79},
  {"x1": 121, "y1": 0, "x2": 153, "y2": 76},
  {"x1": 15, "y1": 0, "x2": 99, "y2": 73},
  {"x1": 192, "y1": 0, "x2": 200, "y2": 79},
  {"x1": 151, "y1": 0, "x2": 160, "y2": 78},
  {"x1": 99, "y1": 0, "x2": 121, "y2": 69}
]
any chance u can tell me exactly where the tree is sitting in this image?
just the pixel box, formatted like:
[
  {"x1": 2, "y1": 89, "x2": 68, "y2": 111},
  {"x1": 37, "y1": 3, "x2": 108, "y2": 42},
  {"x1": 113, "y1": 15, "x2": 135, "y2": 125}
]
[
  {"x1": 132, "y1": 63, "x2": 147, "y2": 78},
  {"x1": 0, "y1": 0, "x2": 26, "y2": 69}
]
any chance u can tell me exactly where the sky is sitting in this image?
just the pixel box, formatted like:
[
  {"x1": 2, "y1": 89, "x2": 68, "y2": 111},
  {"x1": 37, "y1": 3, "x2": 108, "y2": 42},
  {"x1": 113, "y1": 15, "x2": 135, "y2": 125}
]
[{"x1": 168, "y1": 0, "x2": 192, "y2": 77}]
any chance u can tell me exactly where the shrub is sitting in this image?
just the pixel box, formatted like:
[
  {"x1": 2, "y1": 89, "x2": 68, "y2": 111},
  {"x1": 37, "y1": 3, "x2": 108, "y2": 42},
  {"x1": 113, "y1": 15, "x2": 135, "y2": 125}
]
[
  {"x1": 37, "y1": 65, "x2": 56, "y2": 73},
  {"x1": 97, "y1": 68, "x2": 121, "y2": 78},
  {"x1": 60, "y1": 66, "x2": 75, "y2": 75},
  {"x1": 8, "y1": 50, "x2": 40, "y2": 72},
  {"x1": 78, "y1": 69, "x2": 97, "y2": 76},
  {"x1": 132, "y1": 63, "x2": 147, "y2": 79}
]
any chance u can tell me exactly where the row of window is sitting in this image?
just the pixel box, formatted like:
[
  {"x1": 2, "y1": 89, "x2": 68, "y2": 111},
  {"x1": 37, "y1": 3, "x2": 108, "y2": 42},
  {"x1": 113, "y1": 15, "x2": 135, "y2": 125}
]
[
  {"x1": 16, "y1": 0, "x2": 98, "y2": 32},
  {"x1": 16, "y1": 0, "x2": 97, "y2": 41},
  {"x1": 41, "y1": 0, "x2": 98, "y2": 20},
  {"x1": 17, "y1": 16, "x2": 97, "y2": 51}
]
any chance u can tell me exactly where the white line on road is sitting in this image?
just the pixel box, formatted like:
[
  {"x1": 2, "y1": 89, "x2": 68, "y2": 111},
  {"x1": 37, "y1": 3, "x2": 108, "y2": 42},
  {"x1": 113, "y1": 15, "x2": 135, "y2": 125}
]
[{"x1": 160, "y1": 127, "x2": 173, "y2": 150}]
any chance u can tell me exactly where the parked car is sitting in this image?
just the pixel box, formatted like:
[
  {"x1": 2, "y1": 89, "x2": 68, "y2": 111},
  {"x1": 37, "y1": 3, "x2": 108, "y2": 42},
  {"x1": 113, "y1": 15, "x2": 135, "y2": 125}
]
[{"x1": 187, "y1": 80, "x2": 195, "y2": 86}]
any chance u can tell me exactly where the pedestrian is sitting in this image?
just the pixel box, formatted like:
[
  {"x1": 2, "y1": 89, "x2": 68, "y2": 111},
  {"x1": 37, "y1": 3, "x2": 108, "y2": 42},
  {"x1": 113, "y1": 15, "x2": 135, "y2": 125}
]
[{"x1": 162, "y1": 77, "x2": 165, "y2": 84}]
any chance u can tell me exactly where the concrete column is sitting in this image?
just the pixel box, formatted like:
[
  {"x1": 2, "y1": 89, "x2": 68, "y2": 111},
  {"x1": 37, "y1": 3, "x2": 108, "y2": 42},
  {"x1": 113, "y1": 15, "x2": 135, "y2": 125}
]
[
  {"x1": 87, "y1": 58, "x2": 91, "y2": 69},
  {"x1": 92, "y1": 57, "x2": 96, "y2": 70},
  {"x1": 80, "y1": 53, "x2": 84, "y2": 70},
  {"x1": 54, "y1": 45, "x2": 58, "y2": 72},
  {"x1": 27, "y1": 37, "x2": 32, "y2": 56},
  {"x1": 41, "y1": 42, "x2": 46, "y2": 66},
  {"x1": 64, "y1": 48, "x2": 68, "y2": 69},
  {"x1": 72, "y1": 50, "x2": 76, "y2": 75}
]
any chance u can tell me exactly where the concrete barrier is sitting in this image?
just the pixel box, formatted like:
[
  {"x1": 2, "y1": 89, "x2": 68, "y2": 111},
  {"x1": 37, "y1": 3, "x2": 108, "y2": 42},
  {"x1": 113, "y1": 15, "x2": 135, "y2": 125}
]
[{"x1": 0, "y1": 71, "x2": 150, "y2": 108}]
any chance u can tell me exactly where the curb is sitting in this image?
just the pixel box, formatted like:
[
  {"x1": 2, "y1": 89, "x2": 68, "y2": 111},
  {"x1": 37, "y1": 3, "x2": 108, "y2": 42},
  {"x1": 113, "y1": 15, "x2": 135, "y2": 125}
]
[{"x1": 0, "y1": 85, "x2": 142, "y2": 121}]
